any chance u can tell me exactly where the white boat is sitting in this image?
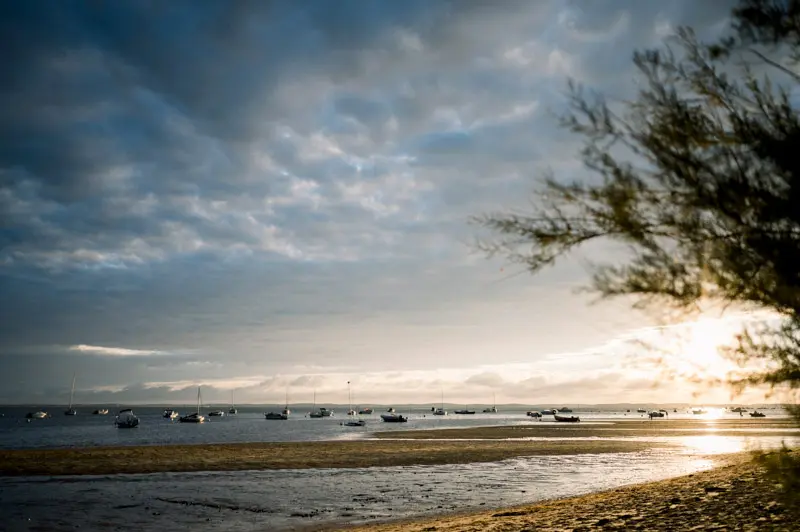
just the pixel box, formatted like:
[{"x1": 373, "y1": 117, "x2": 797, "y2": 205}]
[
  {"x1": 208, "y1": 410, "x2": 225, "y2": 417},
  {"x1": 342, "y1": 381, "x2": 366, "y2": 427},
  {"x1": 64, "y1": 373, "x2": 77, "y2": 416},
  {"x1": 179, "y1": 387, "x2": 206, "y2": 423},
  {"x1": 228, "y1": 390, "x2": 237, "y2": 415},
  {"x1": 93, "y1": 409, "x2": 109, "y2": 415},
  {"x1": 692, "y1": 408, "x2": 708, "y2": 415},
  {"x1": 115, "y1": 408, "x2": 140, "y2": 428},
  {"x1": 386, "y1": 407, "x2": 396, "y2": 413},
  {"x1": 358, "y1": 407, "x2": 373, "y2": 414},
  {"x1": 433, "y1": 390, "x2": 447, "y2": 415},
  {"x1": 26, "y1": 410, "x2": 49, "y2": 419},
  {"x1": 163, "y1": 409, "x2": 179, "y2": 420},
  {"x1": 541, "y1": 409, "x2": 556, "y2": 415}
]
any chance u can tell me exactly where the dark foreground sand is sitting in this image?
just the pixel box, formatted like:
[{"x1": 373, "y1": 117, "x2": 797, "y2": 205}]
[
  {"x1": 343, "y1": 452, "x2": 800, "y2": 531},
  {"x1": 0, "y1": 439, "x2": 653, "y2": 477}
]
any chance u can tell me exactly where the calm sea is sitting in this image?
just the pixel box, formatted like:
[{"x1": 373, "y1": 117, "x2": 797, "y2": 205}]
[
  {"x1": 1, "y1": 405, "x2": 796, "y2": 531},
  {"x1": 0, "y1": 405, "x2": 789, "y2": 450}
]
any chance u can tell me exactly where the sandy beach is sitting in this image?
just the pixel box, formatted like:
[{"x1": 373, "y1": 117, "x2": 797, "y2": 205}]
[
  {"x1": 0, "y1": 438, "x2": 653, "y2": 477},
  {"x1": 343, "y1": 452, "x2": 799, "y2": 531},
  {"x1": 374, "y1": 418, "x2": 799, "y2": 440}
]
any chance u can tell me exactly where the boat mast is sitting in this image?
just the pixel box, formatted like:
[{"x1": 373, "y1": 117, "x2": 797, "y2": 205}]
[
  {"x1": 196, "y1": 386, "x2": 201, "y2": 415},
  {"x1": 69, "y1": 372, "x2": 76, "y2": 409},
  {"x1": 348, "y1": 381, "x2": 352, "y2": 415}
]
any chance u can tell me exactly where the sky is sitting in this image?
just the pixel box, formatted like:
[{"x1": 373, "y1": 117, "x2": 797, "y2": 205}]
[{"x1": 3, "y1": 0, "x2": 781, "y2": 407}]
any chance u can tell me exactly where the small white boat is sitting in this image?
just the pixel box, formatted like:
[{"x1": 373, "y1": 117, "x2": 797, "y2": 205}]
[
  {"x1": 93, "y1": 409, "x2": 109, "y2": 415},
  {"x1": 115, "y1": 409, "x2": 140, "y2": 428},
  {"x1": 342, "y1": 381, "x2": 366, "y2": 427},
  {"x1": 26, "y1": 410, "x2": 49, "y2": 419},
  {"x1": 358, "y1": 407, "x2": 373, "y2": 414},
  {"x1": 163, "y1": 409, "x2": 179, "y2": 419},
  {"x1": 433, "y1": 390, "x2": 447, "y2": 415},
  {"x1": 207, "y1": 410, "x2": 225, "y2": 417},
  {"x1": 692, "y1": 408, "x2": 708, "y2": 415},
  {"x1": 386, "y1": 407, "x2": 396, "y2": 413}
]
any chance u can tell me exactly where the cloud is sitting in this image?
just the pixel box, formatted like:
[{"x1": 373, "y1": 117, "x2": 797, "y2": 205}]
[{"x1": 69, "y1": 344, "x2": 166, "y2": 357}]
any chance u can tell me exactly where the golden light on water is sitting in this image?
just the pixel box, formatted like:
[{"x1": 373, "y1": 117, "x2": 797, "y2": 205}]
[{"x1": 679, "y1": 435, "x2": 747, "y2": 455}]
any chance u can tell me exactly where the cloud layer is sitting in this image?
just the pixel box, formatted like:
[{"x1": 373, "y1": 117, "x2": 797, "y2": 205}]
[{"x1": 1, "y1": 1, "x2": 751, "y2": 403}]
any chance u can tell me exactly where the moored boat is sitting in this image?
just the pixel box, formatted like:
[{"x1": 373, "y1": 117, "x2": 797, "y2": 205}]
[
  {"x1": 163, "y1": 409, "x2": 179, "y2": 419},
  {"x1": 380, "y1": 413, "x2": 408, "y2": 423},
  {"x1": 179, "y1": 387, "x2": 206, "y2": 423},
  {"x1": 527, "y1": 410, "x2": 542, "y2": 418},
  {"x1": 26, "y1": 410, "x2": 49, "y2": 419},
  {"x1": 64, "y1": 373, "x2": 78, "y2": 416},
  {"x1": 358, "y1": 407, "x2": 373, "y2": 414},
  {"x1": 750, "y1": 411, "x2": 766, "y2": 417},
  {"x1": 93, "y1": 409, "x2": 109, "y2": 415},
  {"x1": 115, "y1": 409, "x2": 140, "y2": 428},
  {"x1": 554, "y1": 413, "x2": 580, "y2": 422},
  {"x1": 454, "y1": 407, "x2": 476, "y2": 414},
  {"x1": 208, "y1": 410, "x2": 225, "y2": 417},
  {"x1": 265, "y1": 411, "x2": 288, "y2": 420}
]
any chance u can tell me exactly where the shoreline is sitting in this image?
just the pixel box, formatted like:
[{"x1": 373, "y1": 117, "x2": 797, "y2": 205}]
[
  {"x1": 341, "y1": 452, "x2": 798, "y2": 531},
  {"x1": 0, "y1": 439, "x2": 654, "y2": 477},
  {"x1": 374, "y1": 418, "x2": 799, "y2": 440}
]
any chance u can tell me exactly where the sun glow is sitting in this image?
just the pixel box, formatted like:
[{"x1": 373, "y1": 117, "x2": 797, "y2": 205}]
[{"x1": 662, "y1": 317, "x2": 741, "y2": 382}]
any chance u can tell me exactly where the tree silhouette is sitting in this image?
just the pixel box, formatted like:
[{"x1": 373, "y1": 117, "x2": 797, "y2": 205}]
[{"x1": 476, "y1": 0, "x2": 800, "y2": 398}]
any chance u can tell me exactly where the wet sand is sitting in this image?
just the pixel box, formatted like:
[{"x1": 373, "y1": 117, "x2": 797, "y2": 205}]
[
  {"x1": 344, "y1": 452, "x2": 800, "y2": 531},
  {"x1": 0, "y1": 439, "x2": 653, "y2": 477},
  {"x1": 375, "y1": 418, "x2": 799, "y2": 440}
]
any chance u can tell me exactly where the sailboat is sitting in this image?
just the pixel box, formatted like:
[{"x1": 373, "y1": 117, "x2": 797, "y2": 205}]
[
  {"x1": 64, "y1": 373, "x2": 77, "y2": 416},
  {"x1": 454, "y1": 405, "x2": 476, "y2": 414},
  {"x1": 309, "y1": 390, "x2": 325, "y2": 418},
  {"x1": 179, "y1": 386, "x2": 206, "y2": 423},
  {"x1": 433, "y1": 390, "x2": 447, "y2": 415},
  {"x1": 265, "y1": 390, "x2": 289, "y2": 420},
  {"x1": 483, "y1": 393, "x2": 498, "y2": 413},
  {"x1": 342, "y1": 381, "x2": 366, "y2": 426},
  {"x1": 228, "y1": 390, "x2": 237, "y2": 415}
]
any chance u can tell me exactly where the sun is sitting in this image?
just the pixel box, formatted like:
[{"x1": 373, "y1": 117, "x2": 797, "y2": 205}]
[{"x1": 668, "y1": 318, "x2": 739, "y2": 381}]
